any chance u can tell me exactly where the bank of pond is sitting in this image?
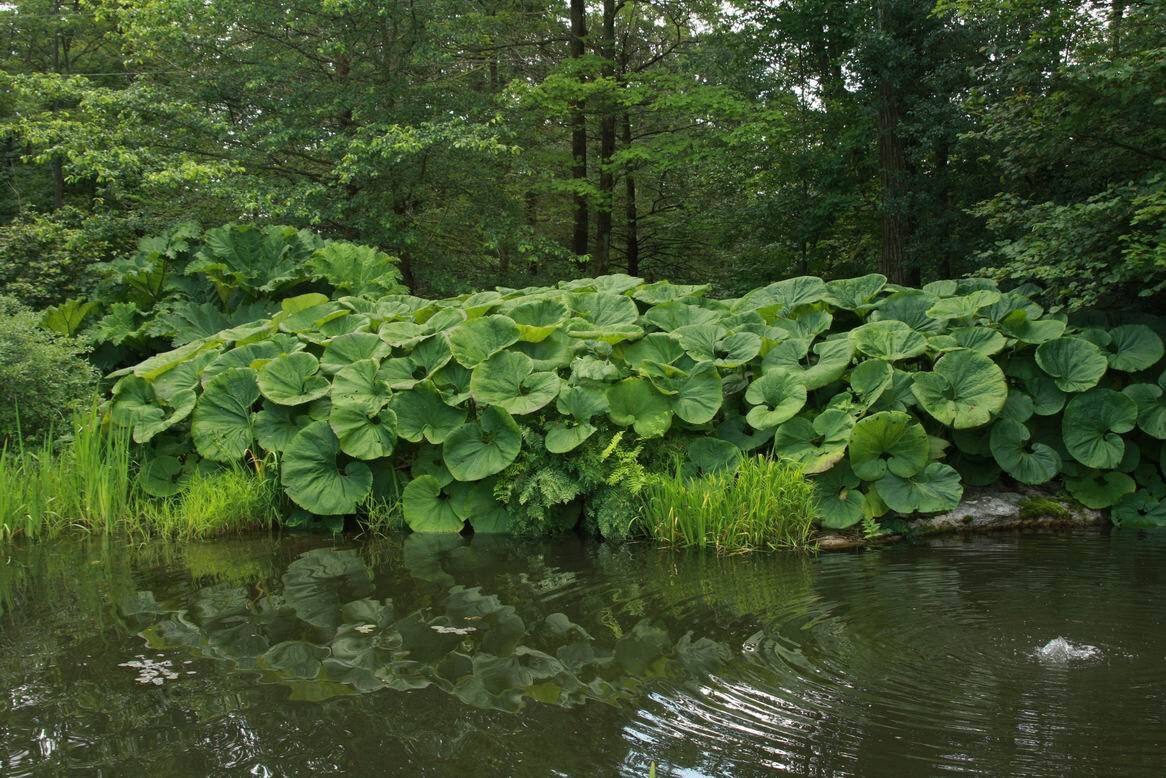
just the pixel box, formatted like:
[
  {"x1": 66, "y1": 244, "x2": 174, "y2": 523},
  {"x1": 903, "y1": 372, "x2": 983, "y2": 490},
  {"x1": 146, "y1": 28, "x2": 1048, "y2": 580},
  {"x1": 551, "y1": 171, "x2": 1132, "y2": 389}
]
[{"x1": 5, "y1": 272, "x2": 1166, "y2": 547}]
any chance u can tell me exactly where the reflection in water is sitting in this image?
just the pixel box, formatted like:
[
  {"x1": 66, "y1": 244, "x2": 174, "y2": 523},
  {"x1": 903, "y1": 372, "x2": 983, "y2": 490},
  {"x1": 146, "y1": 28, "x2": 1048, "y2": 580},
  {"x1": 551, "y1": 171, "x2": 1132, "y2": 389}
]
[{"x1": 1, "y1": 528, "x2": 1165, "y2": 777}]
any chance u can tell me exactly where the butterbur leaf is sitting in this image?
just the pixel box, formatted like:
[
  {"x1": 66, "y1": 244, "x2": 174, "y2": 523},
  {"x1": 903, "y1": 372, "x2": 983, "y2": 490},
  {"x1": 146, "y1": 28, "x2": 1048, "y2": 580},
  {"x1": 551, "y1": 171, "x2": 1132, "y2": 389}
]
[
  {"x1": 606, "y1": 378, "x2": 673, "y2": 438},
  {"x1": 686, "y1": 438, "x2": 742, "y2": 476},
  {"x1": 764, "y1": 338, "x2": 853, "y2": 390},
  {"x1": 875, "y1": 463, "x2": 963, "y2": 514},
  {"x1": 448, "y1": 480, "x2": 512, "y2": 533},
  {"x1": 850, "y1": 359, "x2": 894, "y2": 409},
  {"x1": 632, "y1": 281, "x2": 709, "y2": 304},
  {"x1": 403, "y1": 475, "x2": 463, "y2": 533},
  {"x1": 1065, "y1": 470, "x2": 1136, "y2": 509},
  {"x1": 774, "y1": 409, "x2": 855, "y2": 474},
  {"x1": 1062, "y1": 388, "x2": 1137, "y2": 469},
  {"x1": 849, "y1": 320, "x2": 927, "y2": 361},
  {"x1": 823, "y1": 274, "x2": 886, "y2": 311},
  {"x1": 331, "y1": 359, "x2": 392, "y2": 408},
  {"x1": 910, "y1": 350, "x2": 1007, "y2": 429},
  {"x1": 556, "y1": 384, "x2": 608, "y2": 421},
  {"x1": 1123, "y1": 381, "x2": 1166, "y2": 439},
  {"x1": 191, "y1": 368, "x2": 260, "y2": 462},
  {"x1": 330, "y1": 401, "x2": 398, "y2": 460},
  {"x1": 258, "y1": 352, "x2": 330, "y2": 406},
  {"x1": 814, "y1": 462, "x2": 865, "y2": 529},
  {"x1": 989, "y1": 419, "x2": 1060, "y2": 484},
  {"x1": 744, "y1": 369, "x2": 807, "y2": 430},
  {"x1": 470, "y1": 350, "x2": 561, "y2": 415},
  {"x1": 670, "y1": 361, "x2": 724, "y2": 425},
  {"x1": 1103, "y1": 325, "x2": 1164, "y2": 372},
  {"x1": 545, "y1": 422, "x2": 597, "y2": 454},
  {"x1": 281, "y1": 421, "x2": 372, "y2": 515},
  {"x1": 924, "y1": 290, "x2": 1001, "y2": 320},
  {"x1": 507, "y1": 298, "x2": 569, "y2": 343},
  {"x1": 111, "y1": 375, "x2": 193, "y2": 444},
  {"x1": 320, "y1": 332, "x2": 390, "y2": 375},
  {"x1": 621, "y1": 333, "x2": 685, "y2": 367},
  {"x1": 849, "y1": 411, "x2": 929, "y2": 481},
  {"x1": 255, "y1": 401, "x2": 311, "y2": 452},
  {"x1": 379, "y1": 334, "x2": 453, "y2": 389},
  {"x1": 1000, "y1": 310, "x2": 1066, "y2": 344},
  {"x1": 389, "y1": 381, "x2": 467, "y2": 444},
  {"x1": 948, "y1": 327, "x2": 1007, "y2": 356},
  {"x1": 447, "y1": 315, "x2": 521, "y2": 367},
  {"x1": 443, "y1": 406, "x2": 522, "y2": 481},
  {"x1": 1035, "y1": 337, "x2": 1108, "y2": 393},
  {"x1": 1026, "y1": 376, "x2": 1066, "y2": 416},
  {"x1": 1111, "y1": 492, "x2": 1166, "y2": 528}
]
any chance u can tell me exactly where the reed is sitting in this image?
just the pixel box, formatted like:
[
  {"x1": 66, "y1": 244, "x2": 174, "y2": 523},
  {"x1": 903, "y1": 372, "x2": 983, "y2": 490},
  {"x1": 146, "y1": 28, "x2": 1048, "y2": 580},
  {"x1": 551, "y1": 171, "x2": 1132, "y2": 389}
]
[{"x1": 639, "y1": 455, "x2": 819, "y2": 552}]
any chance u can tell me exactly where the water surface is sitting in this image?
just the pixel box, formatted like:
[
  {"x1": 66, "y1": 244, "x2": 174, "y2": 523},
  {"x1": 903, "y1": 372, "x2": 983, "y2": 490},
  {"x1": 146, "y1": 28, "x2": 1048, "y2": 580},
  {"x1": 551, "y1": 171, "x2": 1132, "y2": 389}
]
[{"x1": 2, "y1": 528, "x2": 1164, "y2": 776}]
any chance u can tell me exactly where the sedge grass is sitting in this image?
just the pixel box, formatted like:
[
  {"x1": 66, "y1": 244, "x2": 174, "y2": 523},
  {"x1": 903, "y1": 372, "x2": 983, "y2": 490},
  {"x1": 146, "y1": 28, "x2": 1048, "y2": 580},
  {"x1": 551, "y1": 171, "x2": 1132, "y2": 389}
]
[
  {"x1": 136, "y1": 467, "x2": 280, "y2": 540},
  {"x1": 639, "y1": 455, "x2": 819, "y2": 552}
]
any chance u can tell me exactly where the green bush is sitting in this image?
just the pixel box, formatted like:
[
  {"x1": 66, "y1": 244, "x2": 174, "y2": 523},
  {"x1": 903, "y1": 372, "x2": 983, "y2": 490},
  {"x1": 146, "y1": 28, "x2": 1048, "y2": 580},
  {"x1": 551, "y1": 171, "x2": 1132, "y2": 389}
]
[
  {"x1": 40, "y1": 222, "x2": 408, "y2": 370},
  {"x1": 0, "y1": 296, "x2": 98, "y2": 443},
  {"x1": 102, "y1": 272, "x2": 1166, "y2": 538},
  {"x1": 639, "y1": 456, "x2": 818, "y2": 551}
]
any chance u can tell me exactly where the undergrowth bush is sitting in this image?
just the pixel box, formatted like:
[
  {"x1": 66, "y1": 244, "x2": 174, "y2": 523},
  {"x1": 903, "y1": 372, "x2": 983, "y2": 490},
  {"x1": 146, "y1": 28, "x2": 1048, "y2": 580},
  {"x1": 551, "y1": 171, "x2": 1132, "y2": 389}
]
[
  {"x1": 99, "y1": 271, "x2": 1166, "y2": 538},
  {"x1": 640, "y1": 456, "x2": 817, "y2": 551},
  {"x1": 0, "y1": 296, "x2": 98, "y2": 443}
]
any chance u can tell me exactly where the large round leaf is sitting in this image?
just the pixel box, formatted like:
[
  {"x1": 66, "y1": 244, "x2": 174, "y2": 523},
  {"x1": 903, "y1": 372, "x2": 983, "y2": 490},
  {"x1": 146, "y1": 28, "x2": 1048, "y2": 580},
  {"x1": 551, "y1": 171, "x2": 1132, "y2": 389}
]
[
  {"x1": 1104, "y1": 324, "x2": 1164, "y2": 372},
  {"x1": 191, "y1": 367, "x2": 260, "y2": 462},
  {"x1": 111, "y1": 375, "x2": 194, "y2": 445},
  {"x1": 764, "y1": 338, "x2": 853, "y2": 390},
  {"x1": 258, "y1": 351, "x2": 330, "y2": 406},
  {"x1": 670, "y1": 361, "x2": 724, "y2": 425},
  {"x1": 507, "y1": 298, "x2": 569, "y2": 343},
  {"x1": 874, "y1": 463, "x2": 963, "y2": 514},
  {"x1": 1111, "y1": 492, "x2": 1166, "y2": 528},
  {"x1": 814, "y1": 462, "x2": 865, "y2": 529},
  {"x1": 999, "y1": 310, "x2": 1066, "y2": 344},
  {"x1": 567, "y1": 290, "x2": 639, "y2": 328},
  {"x1": 556, "y1": 384, "x2": 609, "y2": 420},
  {"x1": 849, "y1": 359, "x2": 893, "y2": 409},
  {"x1": 910, "y1": 350, "x2": 1007, "y2": 429},
  {"x1": 443, "y1": 406, "x2": 522, "y2": 482},
  {"x1": 1034, "y1": 337, "x2": 1108, "y2": 393},
  {"x1": 378, "y1": 334, "x2": 453, "y2": 389},
  {"x1": 447, "y1": 315, "x2": 521, "y2": 367},
  {"x1": 448, "y1": 479, "x2": 512, "y2": 533},
  {"x1": 989, "y1": 418, "x2": 1060, "y2": 484},
  {"x1": 774, "y1": 409, "x2": 855, "y2": 473},
  {"x1": 925, "y1": 290, "x2": 1001, "y2": 320},
  {"x1": 606, "y1": 378, "x2": 673, "y2": 438},
  {"x1": 331, "y1": 358, "x2": 392, "y2": 407},
  {"x1": 621, "y1": 333, "x2": 685, "y2": 367},
  {"x1": 685, "y1": 438, "x2": 743, "y2": 477},
  {"x1": 1065, "y1": 470, "x2": 1136, "y2": 509},
  {"x1": 254, "y1": 401, "x2": 311, "y2": 452},
  {"x1": 330, "y1": 401, "x2": 398, "y2": 460},
  {"x1": 849, "y1": 320, "x2": 927, "y2": 361},
  {"x1": 470, "y1": 350, "x2": 561, "y2": 415},
  {"x1": 320, "y1": 332, "x2": 390, "y2": 375},
  {"x1": 848, "y1": 411, "x2": 929, "y2": 481},
  {"x1": 1123, "y1": 380, "x2": 1166, "y2": 439},
  {"x1": 389, "y1": 381, "x2": 468, "y2": 444},
  {"x1": 282, "y1": 420, "x2": 373, "y2": 515},
  {"x1": 402, "y1": 475, "x2": 463, "y2": 532},
  {"x1": 641, "y1": 301, "x2": 721, "y2": 332},
  {"x1": 1062, "y1": 388, "x2": 1138, "y2": 469},
  {"x1": 545, "y1": 421, "x2": 597, "y2": 454},
  {"x1": 744, "y1": 369, "x2": 807, "y2": 430},
  {"x1": 823, "y1": 273, "x2": 886, "y2": 311}
]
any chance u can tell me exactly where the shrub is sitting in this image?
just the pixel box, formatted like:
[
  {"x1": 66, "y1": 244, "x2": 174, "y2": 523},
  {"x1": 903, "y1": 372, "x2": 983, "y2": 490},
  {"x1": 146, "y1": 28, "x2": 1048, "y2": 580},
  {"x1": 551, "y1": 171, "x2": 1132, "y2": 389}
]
[
  {"x1": 40, "y1": 222, "x2": 409, "y2": 369},
  {"x1": 101, "y1": 272, "x2": 1166, "y2": 538},
  {"x1": 0, "y1": 296, "x2": 98, "y2": 443},
  {"x1": 639, "y1": 456, "x2": 818, "y2": 551}
]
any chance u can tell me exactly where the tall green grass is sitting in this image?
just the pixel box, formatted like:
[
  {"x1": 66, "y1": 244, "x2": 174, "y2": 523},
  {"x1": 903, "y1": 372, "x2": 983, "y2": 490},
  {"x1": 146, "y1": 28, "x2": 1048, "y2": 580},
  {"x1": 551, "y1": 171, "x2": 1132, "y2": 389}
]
[
  {"x1": 0, "y1": 404, "x2": 278, "y2": 542},
  {"x1": 0, "y1": 403, "x2": 136, "y2": 539},
  {"x1": 639, "y1": 455, "x2": 819, "y2": 552}
]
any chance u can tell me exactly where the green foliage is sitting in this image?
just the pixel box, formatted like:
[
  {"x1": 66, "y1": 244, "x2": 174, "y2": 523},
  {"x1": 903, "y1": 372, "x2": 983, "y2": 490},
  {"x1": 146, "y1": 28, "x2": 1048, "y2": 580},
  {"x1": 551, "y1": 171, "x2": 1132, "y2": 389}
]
[
  {"x1": 639, "y1": 456, "x2": 818, "y2": 552},
  {"x1": 137, "y1": 467, "x2": 279, "y2": 539},
  {"x1": 55, "y1": 222, "x2": 406, "y2": 369},
  {"x1": 101, "y1": 272, "x2": 1166, "y2": 537},
  {"x1": 0, "y1": 296, "x2": 98, "y2": 443}
]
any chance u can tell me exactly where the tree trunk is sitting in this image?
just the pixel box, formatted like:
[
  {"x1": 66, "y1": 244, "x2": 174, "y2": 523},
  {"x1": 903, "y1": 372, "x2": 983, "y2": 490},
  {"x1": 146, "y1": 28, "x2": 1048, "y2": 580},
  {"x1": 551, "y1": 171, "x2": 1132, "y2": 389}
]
[
  {"x1": 1110, "y1": 0, "x2": 1125, "y2": 55},
  {"x1": 877, "y1": 78, "x2": 908, "y2": 284},
  {"x1": 569, "y1": 0, "x2": 589, "y2": 257},
  {"x1": 592, "y1": 0, "x2": 617, "y2": 275},
  {"x1": 621, "y1": 110, "x2": 639, "y2": 276}
]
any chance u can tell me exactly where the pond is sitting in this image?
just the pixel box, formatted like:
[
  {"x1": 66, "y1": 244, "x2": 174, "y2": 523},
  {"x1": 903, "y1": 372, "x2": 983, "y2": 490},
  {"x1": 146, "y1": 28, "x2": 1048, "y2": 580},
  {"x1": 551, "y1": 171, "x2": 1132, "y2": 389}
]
[{"x1": 2, "y1": 528, "x2": 1164, "y2": 777}]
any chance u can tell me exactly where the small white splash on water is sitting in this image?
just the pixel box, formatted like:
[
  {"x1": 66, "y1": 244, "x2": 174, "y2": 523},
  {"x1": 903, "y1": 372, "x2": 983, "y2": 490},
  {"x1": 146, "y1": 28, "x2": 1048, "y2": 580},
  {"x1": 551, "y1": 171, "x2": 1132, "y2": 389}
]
[{"x1": 1033, "y1": 637, "x2": 1101, "y2": 664}]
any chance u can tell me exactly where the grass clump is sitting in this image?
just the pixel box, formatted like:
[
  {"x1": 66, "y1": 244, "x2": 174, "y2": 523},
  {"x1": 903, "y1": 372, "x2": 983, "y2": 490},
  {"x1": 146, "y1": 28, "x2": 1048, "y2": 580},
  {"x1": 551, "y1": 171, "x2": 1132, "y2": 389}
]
[
  {"x1": 0, "y1": 404, "x2": 136, "y2": 539},
  {"x1": 1018, "y1": 496, "x2": 1072, "y2": 521},
  {"x1": 138, "y1": 467, "x2": 279, "y2": 539},
  {"x1": 639, "y1": 455, "x2": 819, "y2": 552}
]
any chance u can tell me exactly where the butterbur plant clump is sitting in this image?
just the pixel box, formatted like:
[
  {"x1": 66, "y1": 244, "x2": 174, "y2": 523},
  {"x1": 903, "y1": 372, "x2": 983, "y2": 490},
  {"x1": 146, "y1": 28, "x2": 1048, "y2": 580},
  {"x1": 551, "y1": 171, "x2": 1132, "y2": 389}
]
[{"x1": 103, "y1": 272, "x2": 1166, "y2": 537}]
